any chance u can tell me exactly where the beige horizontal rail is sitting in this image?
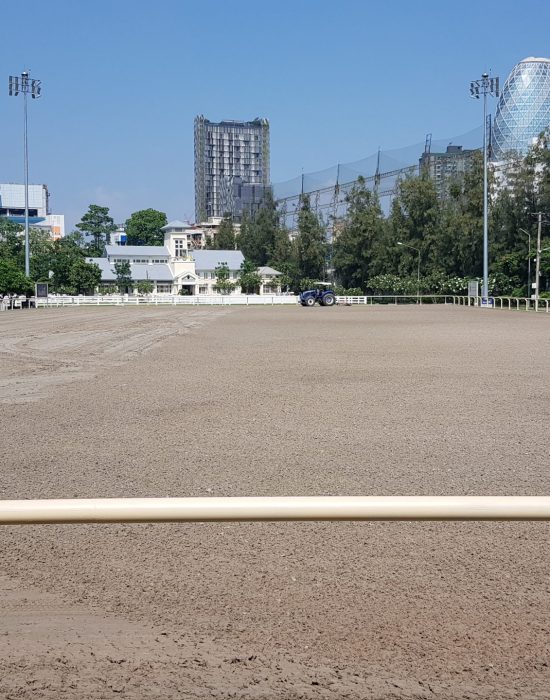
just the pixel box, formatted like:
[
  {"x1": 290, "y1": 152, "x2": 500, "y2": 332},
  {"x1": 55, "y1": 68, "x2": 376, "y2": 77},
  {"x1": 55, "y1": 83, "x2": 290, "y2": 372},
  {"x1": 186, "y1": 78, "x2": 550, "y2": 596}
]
[{"x1": 1, "y1": 497, "x2": 550, "y2": 524}]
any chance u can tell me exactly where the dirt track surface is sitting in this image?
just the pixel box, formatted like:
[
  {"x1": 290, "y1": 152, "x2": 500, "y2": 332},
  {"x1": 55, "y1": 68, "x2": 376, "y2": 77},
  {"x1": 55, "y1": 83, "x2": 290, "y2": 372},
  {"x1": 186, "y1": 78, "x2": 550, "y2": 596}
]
[{"x1": 1, "y1": 304, "x2": 550, "y2": 699}]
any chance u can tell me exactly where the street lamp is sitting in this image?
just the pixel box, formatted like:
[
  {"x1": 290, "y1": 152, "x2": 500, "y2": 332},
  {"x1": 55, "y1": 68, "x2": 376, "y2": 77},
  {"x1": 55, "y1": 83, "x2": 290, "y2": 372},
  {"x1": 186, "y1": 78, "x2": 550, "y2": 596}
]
[
  {"x1": 8, "y1": 70, "x2": 42, "y2": 278},
  {"x1": 519, "y1": 228, "x2": 532, "y2": 298},
  {"x1": 397, "y1": 241, "x2": 421, "y2": 303},
  {"x1": 470, "y1": 73, "x2": 499, "y2": 303}
]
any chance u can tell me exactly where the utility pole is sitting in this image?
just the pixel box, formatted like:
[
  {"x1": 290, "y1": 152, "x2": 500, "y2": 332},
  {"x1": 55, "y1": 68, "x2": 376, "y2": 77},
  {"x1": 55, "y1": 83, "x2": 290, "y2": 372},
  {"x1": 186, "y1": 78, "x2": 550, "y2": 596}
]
[
  {"x1": 519, "y1": 229, "x2": 532, "y2": 299},
  {"x1": 470, "y1": 73, "x2": 499, "y2": 303},
  {"x1": 8, "y1": 70, "x2": 42, "y2": 278},
  {"x1": 535, "y1": 212, "x2": 542, "y2": 312}
]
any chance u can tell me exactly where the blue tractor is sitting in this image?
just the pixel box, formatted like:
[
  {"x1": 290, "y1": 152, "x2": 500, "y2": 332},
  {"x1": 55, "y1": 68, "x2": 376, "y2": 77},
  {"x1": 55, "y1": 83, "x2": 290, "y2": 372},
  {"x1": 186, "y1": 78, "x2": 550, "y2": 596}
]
[{"x1": 299, "y1": 284, "x2": 337, "y2": 307}]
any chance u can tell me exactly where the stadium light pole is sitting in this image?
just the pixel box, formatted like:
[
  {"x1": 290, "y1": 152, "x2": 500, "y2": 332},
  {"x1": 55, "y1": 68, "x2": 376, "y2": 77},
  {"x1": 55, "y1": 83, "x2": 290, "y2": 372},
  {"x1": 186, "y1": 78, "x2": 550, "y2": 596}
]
[
  {"x1": 397, "y1": 241, "x2": 420, "y2": 303},
  {"x1": 470, "y1": 73, "x2": 499, "y2": 304},
  {"x1": 8, "y1": 70, "x2": 42, "y2": 278}
]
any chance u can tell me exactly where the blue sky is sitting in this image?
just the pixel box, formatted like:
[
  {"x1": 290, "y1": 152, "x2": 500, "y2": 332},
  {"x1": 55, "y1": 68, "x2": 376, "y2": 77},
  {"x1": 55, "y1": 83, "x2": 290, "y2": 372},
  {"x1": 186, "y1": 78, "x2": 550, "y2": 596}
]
[{"x1": 2, "y1": 0, "x2": 549, "y2": 231}]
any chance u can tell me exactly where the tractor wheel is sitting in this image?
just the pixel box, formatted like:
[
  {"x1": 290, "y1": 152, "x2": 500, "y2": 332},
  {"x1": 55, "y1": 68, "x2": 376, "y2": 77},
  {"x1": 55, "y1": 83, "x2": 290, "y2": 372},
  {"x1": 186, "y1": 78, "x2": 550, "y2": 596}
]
[
  {"x1": 305, "y1": 297, "x2": 316, "y2": 307},
  {"x1": 323, "y1": 293, "x2": 336, "y2": 306}
]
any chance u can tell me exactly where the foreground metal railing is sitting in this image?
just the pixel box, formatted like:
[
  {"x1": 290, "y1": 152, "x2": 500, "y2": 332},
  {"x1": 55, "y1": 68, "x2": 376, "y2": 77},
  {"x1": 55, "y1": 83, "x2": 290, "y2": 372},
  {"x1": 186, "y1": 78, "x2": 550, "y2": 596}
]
[
  {"x1": 337, "y1": 295, "x2": 453, "y2": 305},
  {"x1": 1, "y1": 496, "x2": 550, "y2": 524},
  {"x1": 452, "y1": 296, "x2": 550, "y2": 312}
]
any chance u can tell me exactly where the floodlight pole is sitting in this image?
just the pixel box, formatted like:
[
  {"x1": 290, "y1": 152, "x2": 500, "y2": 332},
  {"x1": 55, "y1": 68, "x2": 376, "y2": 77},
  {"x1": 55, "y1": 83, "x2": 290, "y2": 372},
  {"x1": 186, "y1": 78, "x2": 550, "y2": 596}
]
[
  {"x1": 23, "y1": 78, "x2": 29, "y2": 276},
  {"x1": 482, "y1": 81, "x2": 488, "y2": 300},
  {"x1": 8, "y1": 70, "x2": 42, "y2": 278},
  {"x1": 470, "y1": 73, "x2": 499, "y2": 303}
]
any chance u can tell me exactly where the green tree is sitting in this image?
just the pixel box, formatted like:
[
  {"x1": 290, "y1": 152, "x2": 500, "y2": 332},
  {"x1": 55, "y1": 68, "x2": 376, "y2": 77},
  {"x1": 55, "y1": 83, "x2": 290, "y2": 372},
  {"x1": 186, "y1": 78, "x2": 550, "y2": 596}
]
[
  {"x1": 29, "y1": 229, "x2": 55, "y2": 282},
  {"x1": 333, "y1": 177, "x2": 385, "y2": 289},
  {"x1": 367, "y1": 273, "x2": 417, "y2": 295},
  {"x1": 99, "y1": 284, "x2": 118, "y2": 295},
  {"x1": 236, "y1": 213, "x2": 252, "y2": 256},
  {"x1": 388, "y1": 174, "x2": 440, "y2": 276},
  {"x1": 213, "y1": 263, "x2": 236, "y2": 294},
  {"x1": 48, "y1": 233, "x2": 88, "y2": 293},
  {"x1": 439, "y1": 151, "x2": 485, "y2": 278},
  {"x1": 272, "y1": 260, "x2": 300, "y2": 292},
  {"x1": 76, "y1": 204, "x2": 117, "y2": 256},
  {"x1": 295, "y1": 195, "x2": 327, "y2": 281},
  {"x1": 208, "y1": 215, "x2": 236, "y2": 250},
  {"x1": 0, "y1": 219, "x2": 25, "y2": 263},
  {"x1": 238, "y1": 259, "x2": 262, "y2": 294},
  {"x1": 238, "y1": 191, "x2": 280, "y2": 265},
  {"x1": 0, "y1": 221, "x2": 57, "y2": 286},
  {"x1": 125, "y1": 209, "x2": 168, "y2": 246},
  {"x1": 269, "y1": 225, "x2": 293, "y2": 269},
  {"x1": 68, "y1": 259, "x2": 101, "y2": 294},
  {"x1": 296, "y1": 277, "x2": 323, "y2": 292},
  {"x1": 114, "y1": 260, "x2": 133, "y2": 293},
  {"x1": 136, "y1": 279, "x2": 155, "y2": 295},
  {"x1": 489, "y1": 134, "x2": 550, "y2": 292},
  {"x1": 0, "y1": 259, "x2": 32, "y2": 295},
  {"x1": 530, "y1": 127, "x2": 550, "y2": 213},
  {"x1": 491, "y1": 153, "x2": 535, "y2": 258}
]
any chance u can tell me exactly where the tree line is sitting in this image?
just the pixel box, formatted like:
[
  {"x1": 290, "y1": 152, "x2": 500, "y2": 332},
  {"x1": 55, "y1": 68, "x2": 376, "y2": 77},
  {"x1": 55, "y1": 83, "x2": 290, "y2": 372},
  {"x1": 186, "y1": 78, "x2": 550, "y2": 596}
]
[
  {"x1": 1, "y1": 131, "x2": 548, "y2": 297},
  {"x1": 233, "y1": 130, "x2": 550, "y2": 297}
]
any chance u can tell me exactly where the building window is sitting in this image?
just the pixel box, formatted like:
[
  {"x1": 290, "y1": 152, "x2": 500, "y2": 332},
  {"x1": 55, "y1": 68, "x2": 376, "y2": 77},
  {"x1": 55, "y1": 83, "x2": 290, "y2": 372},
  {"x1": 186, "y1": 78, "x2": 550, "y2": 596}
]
[
  {"x1": 199, "y1": 286, "x2": 208, "y2": 294},
  {"x1": 174, "y1": 239, "x2": 186, "y2": 257},
  {"x1": 156, "y1": 283, "x2": 172, "y2": 293}
]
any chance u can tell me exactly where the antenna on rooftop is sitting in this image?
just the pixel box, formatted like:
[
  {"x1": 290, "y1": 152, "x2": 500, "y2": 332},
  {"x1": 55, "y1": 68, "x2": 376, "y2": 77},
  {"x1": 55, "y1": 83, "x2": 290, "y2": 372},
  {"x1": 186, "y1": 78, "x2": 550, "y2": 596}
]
[{"x1": 424, "y1": 133, "x2": 432, "y2": 155}]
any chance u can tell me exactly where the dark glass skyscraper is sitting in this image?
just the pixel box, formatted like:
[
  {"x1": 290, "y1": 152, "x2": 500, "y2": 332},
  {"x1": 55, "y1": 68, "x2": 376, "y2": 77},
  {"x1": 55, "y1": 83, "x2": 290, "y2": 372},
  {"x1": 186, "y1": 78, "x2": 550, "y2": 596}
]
[
  {"x1": 492, "y1": 57, "x2": 550, "y2": 159},
  {"x1": 194, "y1": 116, "x2": 270, "y2": 222}
]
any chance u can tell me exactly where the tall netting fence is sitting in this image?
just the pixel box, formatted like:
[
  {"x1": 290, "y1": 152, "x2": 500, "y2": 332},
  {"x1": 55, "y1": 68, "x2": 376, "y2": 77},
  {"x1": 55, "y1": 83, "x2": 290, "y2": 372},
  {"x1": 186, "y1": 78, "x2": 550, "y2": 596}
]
[{"x1": 273, "y1": 126, "x2": 483, "y2": 231}]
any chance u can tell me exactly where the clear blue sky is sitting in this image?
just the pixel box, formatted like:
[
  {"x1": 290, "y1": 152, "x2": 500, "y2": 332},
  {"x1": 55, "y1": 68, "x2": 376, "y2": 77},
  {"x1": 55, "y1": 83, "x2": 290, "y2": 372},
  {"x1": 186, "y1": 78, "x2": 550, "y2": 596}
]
[{"x1": 2, "y1": 0, "x2": 549, "y2": 231}]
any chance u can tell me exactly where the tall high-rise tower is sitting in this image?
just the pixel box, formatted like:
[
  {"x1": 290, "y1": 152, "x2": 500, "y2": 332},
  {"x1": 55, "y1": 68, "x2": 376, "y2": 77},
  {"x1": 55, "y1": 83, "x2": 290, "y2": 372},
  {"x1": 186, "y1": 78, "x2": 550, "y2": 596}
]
[
  {"x1": 194, "y1": 116, "x2": 270, "y2": 223},
  {"x1": 492, "y1": 57, "x2": 550, "y2": 159}
]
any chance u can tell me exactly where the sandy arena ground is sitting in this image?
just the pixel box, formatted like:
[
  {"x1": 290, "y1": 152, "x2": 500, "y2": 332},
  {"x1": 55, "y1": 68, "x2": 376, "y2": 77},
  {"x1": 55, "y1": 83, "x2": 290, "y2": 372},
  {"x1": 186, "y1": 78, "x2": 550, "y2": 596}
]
[{"x1": 0, "y1": 304, "x2": 549, "y2": 699}]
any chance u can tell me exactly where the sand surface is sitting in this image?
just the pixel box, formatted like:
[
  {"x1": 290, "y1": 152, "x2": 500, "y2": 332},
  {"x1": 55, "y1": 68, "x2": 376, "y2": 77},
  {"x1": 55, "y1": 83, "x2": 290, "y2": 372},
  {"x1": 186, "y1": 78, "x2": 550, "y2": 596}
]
[{"x1": 1, "y1": 304, "x2": 549, "y2": 699}]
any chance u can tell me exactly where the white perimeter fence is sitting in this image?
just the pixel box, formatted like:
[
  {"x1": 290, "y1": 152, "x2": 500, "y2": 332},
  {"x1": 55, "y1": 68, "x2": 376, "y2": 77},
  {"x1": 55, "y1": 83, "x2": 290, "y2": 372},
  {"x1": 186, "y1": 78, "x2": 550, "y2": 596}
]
[
  {"x1": 2, "y1": 496, "x2": 550, "y2": 524},
  {"x1": 1, "y1": 294, "x2": 549, "y2": 311}
]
